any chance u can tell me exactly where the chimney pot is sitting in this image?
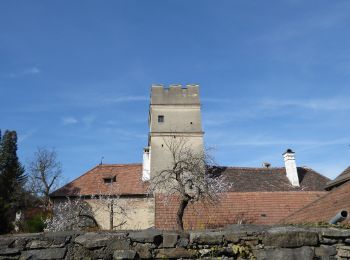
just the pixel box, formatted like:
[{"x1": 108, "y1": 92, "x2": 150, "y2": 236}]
[{"x1": 262, "y1": 162, "x2": 271, "y2": 168}]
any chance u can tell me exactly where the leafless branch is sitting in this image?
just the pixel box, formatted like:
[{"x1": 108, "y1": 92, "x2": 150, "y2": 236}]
[
  {"x1": 149, "y1": 136, "x2": 231, "y2": 230},
  {"x1": 27, "y1": 147, "x2": 62, "y2": 209}
]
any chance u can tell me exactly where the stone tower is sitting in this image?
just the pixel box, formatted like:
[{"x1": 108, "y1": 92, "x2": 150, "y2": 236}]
[{"x1": 142, "y1": 84, "x2": 204, "y2": 180}]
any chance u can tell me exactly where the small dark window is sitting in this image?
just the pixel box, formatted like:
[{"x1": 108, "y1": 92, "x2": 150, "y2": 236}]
[
  {"x1": 158, "y1": 115, "x2": 164, "y2": 123},
  {"x1": 190, "y1": 122, "x2": 193, "y2": 124},
  {"x1": 103, "y1": 176, "x2": 116, "y2": 184}
]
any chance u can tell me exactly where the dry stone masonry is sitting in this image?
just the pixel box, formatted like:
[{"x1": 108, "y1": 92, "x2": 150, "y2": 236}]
[{"x1": 1, "y1": 225, "x2": 350, "y2": 259}]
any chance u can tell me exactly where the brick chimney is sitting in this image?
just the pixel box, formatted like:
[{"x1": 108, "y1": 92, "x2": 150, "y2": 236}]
[{"x1": 283, "y1": 149, "x2": 300, "y2": 187}]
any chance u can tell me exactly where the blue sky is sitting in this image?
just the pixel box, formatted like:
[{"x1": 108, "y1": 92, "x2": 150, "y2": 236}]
[{"x1": 1, "y1": 1, "x2": 350, "y2": 183}]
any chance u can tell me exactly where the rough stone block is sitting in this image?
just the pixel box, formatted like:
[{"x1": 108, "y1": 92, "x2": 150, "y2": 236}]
[
  {"x1": 321, "y1": 238, "x2": 338, "y2": 245},
  {"x1": 156, "y1": 248, "x2": 196, "y2": 258},
  {"x1": 321, "y1": 228, "x2": 350, "y2": 239},
  {"x1": 254, "y1": 246, "x2": 314, "y2": 260},
  {"x1": 162, "y1": 233, "x2": 178, "y2": 248},
  {"x1": 263, "y1": 227, "x2": 318, "y2": 248},
  {"x1": 0, "y1": 238, "x2": 15, "y2": 249},
  {"x1": 337, "y1": 245, "x2": 350, "y2": 258},
  {"x1": 69, "y1": 244, "x2": 91, "y2": 259},
  {"x1": 20, "y1": 248, "x2": 67, "y2": 260},
  {"x1": 177, "y1": 237, "x2": 189, "y2": 248},
  {"x1": 27, "y1": 240, "x2": 52, "y2": 249},
  {"x1": 0, "y1": 248, "x2": 19, "y2": 255},
  {"x1": 109, "y1": 239, "x2": 131, "y2": 250},
  {"x1": 315, "y1": 245, "x2": 336, "y2": 257},
  {"x1": 75, "y1": 232, "x2": 126, "y2": 249},
  {"x1": 224, "y1": 231, "x2": 244, "y2": 243},
  {"x1": 134, "y1": 243, "x2": 153, "y2": 259},
  {"x1": 190, "y1": 231, "x2": 224, "y2": 245},
  {"x1": 225, "y1": 224, "x2": 268, "y2": 235},
  {"x1": 113, "y1": 249, "x2": 136, "y2": 260},
  {"x1": 128, "y1": 230, "x2": 162, "y2": 245}
]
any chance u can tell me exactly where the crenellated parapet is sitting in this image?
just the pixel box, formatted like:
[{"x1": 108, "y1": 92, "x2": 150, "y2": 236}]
[{"x1": 151, "y1": 84, "x2": 200, "y2": 105}]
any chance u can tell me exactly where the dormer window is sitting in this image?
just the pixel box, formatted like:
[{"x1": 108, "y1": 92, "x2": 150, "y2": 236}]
[
  {"x1": 103, "y1": 176, "x2": 116, "y2": 184},
  {"x1": 158, "y1": 115, "x2": 164, "y2": 123}
]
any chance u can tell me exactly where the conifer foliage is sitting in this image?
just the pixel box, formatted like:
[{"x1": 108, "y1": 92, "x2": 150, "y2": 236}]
[{"x1": 0, "y1": 130, "x2": 26, "y2": 234}]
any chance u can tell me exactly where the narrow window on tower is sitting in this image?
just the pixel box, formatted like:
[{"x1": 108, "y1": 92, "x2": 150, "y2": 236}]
[{"x1": 158, "y1": 115, "x2": 164, "y2": 123}]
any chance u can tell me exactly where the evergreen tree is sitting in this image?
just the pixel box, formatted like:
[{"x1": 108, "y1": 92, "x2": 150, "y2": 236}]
[{"x1": 0, "y1": 130, "x2": 26, "y2": 234}]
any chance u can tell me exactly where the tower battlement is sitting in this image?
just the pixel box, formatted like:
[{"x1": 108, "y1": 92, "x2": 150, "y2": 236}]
[{"x1": 151, "y1": 84, "x2": 200, "y2": 105}]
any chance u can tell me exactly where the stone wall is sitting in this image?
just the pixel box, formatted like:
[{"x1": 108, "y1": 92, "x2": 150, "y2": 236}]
[{"x1": 1, "y1": 225, "x2": 350, "y2": 259}]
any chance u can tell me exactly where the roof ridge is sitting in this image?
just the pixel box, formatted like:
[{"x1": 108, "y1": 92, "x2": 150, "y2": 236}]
[
  {"x1": 223, "y1": 166, "x2": 285, "y2": 170},
  {"x1": 99, "y1": 163, "x2": 142, "y2": 166}
]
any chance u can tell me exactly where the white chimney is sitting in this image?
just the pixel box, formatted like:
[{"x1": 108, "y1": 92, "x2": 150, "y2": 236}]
[
  {"x1": 142, "y1": 147, "x2": 151, "y2": 181},
  {"x1": 283, "y1": 149, "x2": 299, "y2": 187}
]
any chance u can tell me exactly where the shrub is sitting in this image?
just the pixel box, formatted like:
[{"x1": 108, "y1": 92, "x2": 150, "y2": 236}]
[{"x1": 21, "y1": 214, "x2": 45, "y2": 233}]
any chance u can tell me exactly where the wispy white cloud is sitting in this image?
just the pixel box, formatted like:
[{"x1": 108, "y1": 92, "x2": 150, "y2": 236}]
[
  {"x1": 209, "y1": 133, "x2": 350, "y2": 147},
  {"x1": 62, "y1": 115, "x2": 98, "y2": 127},
  {"x1": 201, "y1": 97, "x2": 232, "y2": 103},
  {"x1": 103, "y1": 96, "x2": 148, "y2": 103},
  {"x1": 23, "y1": 67, "x2": 41, "y2": 75},
  {"x1": 261, "y1": 97, "x2": 350, "y2": 111},
  {"x1": 62, "y1": 116, "x2": 78, "y2": 125},
  {"x1": 102, "y1": 127, "x2": 146, "y2": 140},
  {"x1": 82, "y1": 114, "x2": 96, "y2": 127},
  {"x1": 60, "y1": 90, "x2": 148, "y2": 107},
  {"x1": 3, "y1": 66, "x2": 41, "y2": 78},
  {"x1": 257, "y1": 1, "x2": 350, "y2": 44},
  {"x1": 202, "y1": 95, "x2": 350, "y2": 130}
]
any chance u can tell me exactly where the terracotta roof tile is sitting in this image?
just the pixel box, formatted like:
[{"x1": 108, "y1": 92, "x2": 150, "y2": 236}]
[
  {"x1": 155, "y1": 191, "x2": 326, "y2": 230},
  {"x1": 50, "y1": 164, "x2": 148, "y2": 197},
  {"x1": 282, "y1": 181, "x2": 350, "y2": 224}
]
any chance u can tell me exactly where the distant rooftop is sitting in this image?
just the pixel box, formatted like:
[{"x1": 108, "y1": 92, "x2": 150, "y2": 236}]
[{"x1": 212, "y1": 166, "x2": 330, "y2": 192}]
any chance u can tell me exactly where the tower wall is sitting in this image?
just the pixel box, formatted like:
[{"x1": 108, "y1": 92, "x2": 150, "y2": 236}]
[{"x1": 148, "y1": 84, "x2": 204, "y2": 178}]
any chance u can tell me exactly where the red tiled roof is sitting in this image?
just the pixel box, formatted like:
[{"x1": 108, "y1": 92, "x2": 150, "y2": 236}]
[
  {"x1": 214, "y1": 166, "x2": 329, "y2": 192},
  {"x1": 282, "y1": 181, "x2": 350, "y2": 224},
  {"x1": 155, "y1": 191, "x2": 326, "y2": 230},
  {"x1": 51, "y1": 164, "x2": 329, "y2": 197},
  {"x1": 50, "y1": 164, "x2": 149, "y2": 197}
]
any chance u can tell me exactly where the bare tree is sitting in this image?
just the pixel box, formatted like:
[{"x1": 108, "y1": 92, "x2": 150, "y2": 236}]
[
  {"x1": 28, "y1": 147, "x2": 62, "y2": 209},
  {"x1": 149, "y1": 137, "x2": 230, "y2": 230},
  {"x1": 92, "y1": 182, "x2": 129, "y2": 230}
]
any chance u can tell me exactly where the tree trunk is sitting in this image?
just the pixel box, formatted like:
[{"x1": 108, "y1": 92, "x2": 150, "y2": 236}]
[
  {"x1": 176, "y1": 198, "x2": 189, "y2": 231},
  {"x1": 110, "y1": 201, "x2": 114, "y2": 230}
]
